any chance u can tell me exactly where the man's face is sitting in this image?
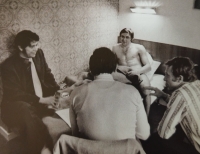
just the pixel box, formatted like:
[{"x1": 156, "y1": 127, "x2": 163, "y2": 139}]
[
  {"x1": 21, "y1": 41, "x2": 39, "y2": 58},
  {"x1": 120, "y1": 32, "x2": 132, "y2": 46},
  {"x1": 164, "y1": 66, "x2": 181, "y2": 91}
]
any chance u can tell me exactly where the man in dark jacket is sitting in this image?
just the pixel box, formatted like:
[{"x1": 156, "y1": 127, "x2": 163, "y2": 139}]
[{"x1": 1, "y1": 30, "x2": 65, "y2": 154}]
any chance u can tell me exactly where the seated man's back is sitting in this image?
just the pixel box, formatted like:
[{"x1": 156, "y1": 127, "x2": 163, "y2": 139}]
[
  {"x1": 71, "y1": 79, "x2": 149, "y2": 140},
  {"x1": 69, "y1": 47, "x2": 150, "y2": 142}
]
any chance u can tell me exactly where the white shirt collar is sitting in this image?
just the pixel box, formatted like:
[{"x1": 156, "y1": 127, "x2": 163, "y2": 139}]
[
  {"x1": 95, "y1": 73, "x2": 114, "y2": 81},
  {"x1": 28, "y1": 58, "x2": 33, "y2": 62}
]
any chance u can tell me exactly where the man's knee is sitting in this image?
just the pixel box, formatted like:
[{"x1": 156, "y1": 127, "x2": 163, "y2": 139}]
[
  {"x1": 140, "y1": 74, "x2": 150, "y2": 85},
  {"x1": 15, "y1": 101, "x2": 38, "y2": 118},
  {"x1": 2, "y1": 101, "x2": 33, "y2": 121},
  {"x1": 140, "y1": 78, "x2": 151, "y2": 95},
  {"x1": 2, "y1": 101, "x2": 43, "y2": 133}
]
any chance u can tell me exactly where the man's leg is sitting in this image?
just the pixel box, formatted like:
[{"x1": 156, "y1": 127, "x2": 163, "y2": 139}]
[
  {"x1": 42, "y1": 114, "x2": 72, "y2": 145},
  {"x1": 2, "y1": 101, "x2": 52, "y2": 154},
  {"x1": 142, "y1": 127, "x2": 199, "y2": 154},
  {"x1": 160, "y1": 125, "x2": 199, "y2": 154},
  {"x1": 140, "y1": 74, "x2": 151, "y2": 116},
  {"x1": 112, "y1": 71, "x2": 131, "y2": 84},
  {"x1": 148, "y1": 100, "x2": 166, "y2": 134}
]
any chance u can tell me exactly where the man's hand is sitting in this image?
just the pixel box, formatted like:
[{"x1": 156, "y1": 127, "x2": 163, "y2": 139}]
[
  {"x1": 53, "y1": 94, "x2": 70, "y2": 110},
  {"x1": 144, "y1": 86, "x2": 166, "y2": 98},
  {"x1": 74, "y1": 79, "x2": 92, "y2": 87},
  {"x1": 117, "y1": 66, "x2": 130, "y2": 74},
  {"x1": 127, "y1": 70, "x2": 140, "y2": 76},
  {"x1": 127, "y1": 67, "x2": 141, "y2": 76},
  {"x1": 39, "y1": 96, "x2": 54, "y2": 105}
]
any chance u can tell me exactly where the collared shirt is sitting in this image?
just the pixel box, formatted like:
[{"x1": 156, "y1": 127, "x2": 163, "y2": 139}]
[{"x1": 158, "y1": 80, "x2": 200, "y2": 152}]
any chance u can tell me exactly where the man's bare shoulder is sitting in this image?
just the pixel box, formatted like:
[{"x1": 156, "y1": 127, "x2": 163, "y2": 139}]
[
  {"x1": 112, "y1": 43, "x2": 122, "y2": 53},
  {"x1": 112, "y1": 43, "x2": 121, "y2": 49},
  {"x1": 130, "y1": 43, "x2": 146, "y2": 53},
  {"x1": 130, "y1": 43, "x2": 145, "y2": 49}
]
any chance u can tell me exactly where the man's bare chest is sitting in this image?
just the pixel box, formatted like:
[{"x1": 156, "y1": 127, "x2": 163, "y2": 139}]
[{"x1": 117, "y1": 48, "x2": 139, "y2": 61}]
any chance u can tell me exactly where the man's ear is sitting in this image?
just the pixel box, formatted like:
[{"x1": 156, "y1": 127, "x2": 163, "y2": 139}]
[
  {"x1": 131, "y1": 38, "x2": 133, "y2": 42},
  {"x1": 18, "y1": 46, "x2": 23, "y2": 51},
  {"x1": 176, "y1": 75, "x2": 184, "y2": 82}
]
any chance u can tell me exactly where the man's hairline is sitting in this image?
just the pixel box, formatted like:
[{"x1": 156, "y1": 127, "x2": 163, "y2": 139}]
[{"x1": 18, "y1": 40, "x2": 39, "y2": 49}]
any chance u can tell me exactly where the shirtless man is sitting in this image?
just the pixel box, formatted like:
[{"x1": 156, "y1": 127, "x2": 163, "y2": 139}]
[{"x1": 112, "y1": 28, "x2": 151, "y2": 115}]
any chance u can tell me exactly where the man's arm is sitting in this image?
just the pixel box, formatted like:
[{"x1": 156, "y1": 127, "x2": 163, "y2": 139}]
[
  {"x1": 1, "y1": 64, "x2": 40, "y2": 104},
  {"x1": 135, "y1": 45, "x2": 151, "y2": 74},
  {"x1": 39, "y1": 50, "x2": 60, "y2": 93},
  {"x1": 145, "y1": 86, "x2": 170, "y2": 102},
  {"x1": 70, "y1": 104, "x2": 79, "y2": 137},
  {"x1": 69, "y1": 88, "x2": 81, "y2": 137},
  {"x1": 69, "y1": 85, "x2": 88, "y2": 137},
  {"x1": 2, "y1": 64, "x2": 56, "y2": 105},
  {"x1": 157, "y1": 91, "x2": 186, "y2": 139}
]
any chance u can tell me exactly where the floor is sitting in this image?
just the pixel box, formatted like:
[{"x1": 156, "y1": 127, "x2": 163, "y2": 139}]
[
  {"x1": 0, "y1": 134, "x2": 26, "y2": 154},
  {"x1": 0, "y1": 134, "x2": 9, "y2": 154}
]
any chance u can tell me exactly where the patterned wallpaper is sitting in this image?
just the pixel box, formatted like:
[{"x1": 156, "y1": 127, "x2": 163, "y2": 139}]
[{"x1": 0, "y1": 0, "x2": 119, "y2": 82}]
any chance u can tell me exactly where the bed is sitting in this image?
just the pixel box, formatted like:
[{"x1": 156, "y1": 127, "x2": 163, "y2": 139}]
[
  {"x1": 62, "y1": 38, "x2": 200, "y2": 105},
  {"x1": 133, "y1": 39, "x2": 200, "y2": 104}
]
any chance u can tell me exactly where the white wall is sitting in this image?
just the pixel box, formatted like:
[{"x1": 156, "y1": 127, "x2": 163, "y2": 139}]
[{"x1": 119, "y1": 0, "x2": 200, "y2": 50}]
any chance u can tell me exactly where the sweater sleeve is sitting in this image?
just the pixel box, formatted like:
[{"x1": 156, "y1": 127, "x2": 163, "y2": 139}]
[
  {"x1": 134, "y1": 89, "x2": 150, "y2": 140},
  {"x1": 70, "y1": 84, "x2": 88, "y2": 137}
]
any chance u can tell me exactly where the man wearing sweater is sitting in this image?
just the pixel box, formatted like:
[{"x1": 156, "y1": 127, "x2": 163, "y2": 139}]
[{"x1": 69, "y1": 47, "x2": 150, "y2": 141}]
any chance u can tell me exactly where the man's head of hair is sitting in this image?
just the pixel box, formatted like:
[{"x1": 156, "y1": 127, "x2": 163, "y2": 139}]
[
  {"x1": 89, "y1": 47, "x2": 117, "y2": 76},
  {"x1": 165, "y1": 57, "x2": 197, "y2": 82},
  {"x1": 120, "y1": 28, "x2": 134, "y2": 40},
  {"x1": 15, "y1": 30, "x2": 39, "y2": 49}
]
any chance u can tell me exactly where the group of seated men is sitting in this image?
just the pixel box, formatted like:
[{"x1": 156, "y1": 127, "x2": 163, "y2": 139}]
[{"x1": 1, "y1": 29, "x2": 200, "y2": 154}]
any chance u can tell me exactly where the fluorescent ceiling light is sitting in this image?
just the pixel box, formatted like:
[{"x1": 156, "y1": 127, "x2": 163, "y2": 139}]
[{"x1": 130, "y1": 7, "x2": 156, "y2": 14}]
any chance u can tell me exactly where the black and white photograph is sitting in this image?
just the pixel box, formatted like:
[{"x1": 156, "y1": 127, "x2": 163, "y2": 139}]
[{"x1": 0, "y1": 0, "x2": 200, "y2": 154}]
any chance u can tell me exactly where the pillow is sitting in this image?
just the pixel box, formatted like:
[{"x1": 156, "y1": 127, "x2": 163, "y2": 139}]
[
  {"x1": 146, "y1": 51, "x2": 153, "y2": 65},
  {"x1": 145, "y1": 52, "x2": 161, "y2": 80},
  {"x1": 146, "y1": 60, "x2": 161, "y2": 81}
]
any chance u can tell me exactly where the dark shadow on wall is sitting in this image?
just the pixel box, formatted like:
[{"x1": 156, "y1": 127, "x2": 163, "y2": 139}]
[{"x1": 194, "y1": 0, "x2": 200, "y2": 9}]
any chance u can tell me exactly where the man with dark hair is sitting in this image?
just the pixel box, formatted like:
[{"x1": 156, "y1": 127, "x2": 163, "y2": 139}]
[
  {"x1": 52, "y1": 47, "x2": 149, "y2": 153},
  {"x1": 1, "y1": 30, "x2": 68, "y2": 154},
  {"x1": 69, "y1": 47, "x2": 150, "y2": 141},
  {"x1": 144, "y1": 57, "x2": 200, "y2": 154},
  {"x1": 112, "y1": 28, "x2": 151, "y2": 116}
]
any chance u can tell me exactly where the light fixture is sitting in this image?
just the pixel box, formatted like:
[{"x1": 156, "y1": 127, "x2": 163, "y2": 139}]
[
  {"x1": 130, "y1": 7, "x2": 156, "y2": 14},
  {"x1": 130, "y1": 1, "x2": 161, "y2": 15}
]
